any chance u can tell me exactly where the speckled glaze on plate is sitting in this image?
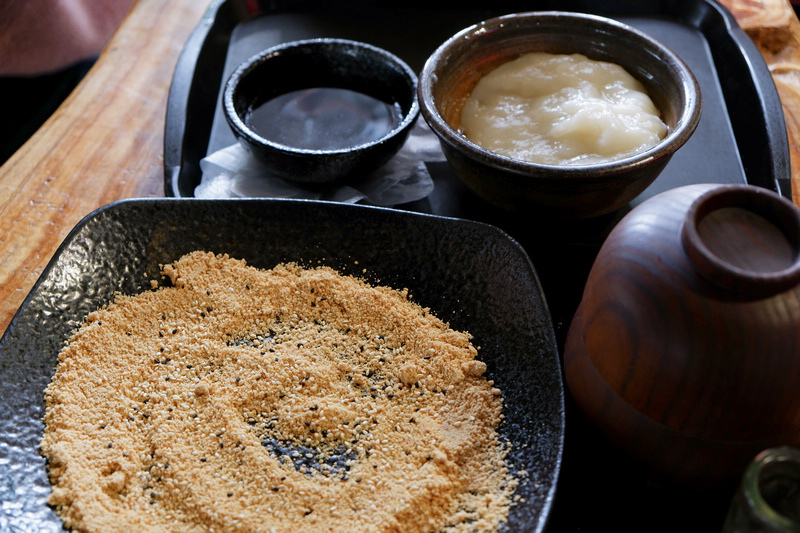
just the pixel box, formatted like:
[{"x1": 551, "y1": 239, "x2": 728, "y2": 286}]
[{"x1": 0, "y1": 198, "x2": 564, "y2": 532}]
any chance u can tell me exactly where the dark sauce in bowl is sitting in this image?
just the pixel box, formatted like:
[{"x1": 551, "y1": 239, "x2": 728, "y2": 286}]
[{"x1": 247, "y1": 87, "x2": 402, "y2": 151}]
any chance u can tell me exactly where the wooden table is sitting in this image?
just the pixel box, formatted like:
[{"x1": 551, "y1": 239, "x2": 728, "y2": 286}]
[
  {"x1": 0, "y1": 2, "x2": 796, "y2": 532},
  {"x1": 0, "y1": 0, "x2": 797, "y2": 339}
]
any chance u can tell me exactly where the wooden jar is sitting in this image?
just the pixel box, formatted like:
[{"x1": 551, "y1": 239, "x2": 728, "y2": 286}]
[{"x1": 564, "y1": 183, "x2": 800, "y2": 488}]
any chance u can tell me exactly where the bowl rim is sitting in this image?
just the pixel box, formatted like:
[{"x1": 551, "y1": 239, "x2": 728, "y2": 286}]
[
  {"x1": 224, "y1": 37, "x2": 420, "y2": 156},
  {"x1": 418, "y1": 10, "x2": 702, "y2": 180},
  {"x1": 681, "y1": 184, "x2": 800, "y2": 296}
]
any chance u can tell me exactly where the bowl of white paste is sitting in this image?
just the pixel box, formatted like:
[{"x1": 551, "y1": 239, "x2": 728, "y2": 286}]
[{"x1": 418, "y1": 11, "x2": 701, "y2": 219}]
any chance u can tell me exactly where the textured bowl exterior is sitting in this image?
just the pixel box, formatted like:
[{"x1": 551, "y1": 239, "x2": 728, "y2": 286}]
[
  {"x1": 224, "y1": 38, "x2": 420, "y2": 184},
  {"x1": 419, "y1": 11, "x2": 702, "y2": 219},
  {"x1": 564, "y1": 184, "x2": 800, "y2": 487}
]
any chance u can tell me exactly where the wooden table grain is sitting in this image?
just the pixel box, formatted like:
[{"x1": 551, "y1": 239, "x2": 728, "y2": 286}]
[{"x1": 0, "y1": 0, "x2": 797, "y2": 339}]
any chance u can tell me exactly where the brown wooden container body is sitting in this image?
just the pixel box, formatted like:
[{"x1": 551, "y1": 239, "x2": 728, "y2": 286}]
[{"x1": 565, "y1": 183, "x2": 800, "y2": 487}]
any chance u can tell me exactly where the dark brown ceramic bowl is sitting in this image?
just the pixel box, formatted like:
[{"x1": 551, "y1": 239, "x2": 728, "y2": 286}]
[
  {"x1": 418, "y1": 11, "x2": 702, "y2": 219},
  {"x1": 224, "y1": 38, "x2": 419, "y2": 184}
]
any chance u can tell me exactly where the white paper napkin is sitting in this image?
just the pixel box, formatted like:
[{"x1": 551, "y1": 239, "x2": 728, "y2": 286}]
[{"x1": 196, "y1": 119, "x2": 445, "y2": 205}]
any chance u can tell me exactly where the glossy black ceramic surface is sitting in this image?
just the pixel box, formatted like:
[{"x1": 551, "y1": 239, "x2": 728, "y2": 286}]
[
  {"x1": 224, "y1": 38, "x2": 419, "y2": 184},
  {"x1": 0, "y1": 198, "x2": 564, "y2": 532}
]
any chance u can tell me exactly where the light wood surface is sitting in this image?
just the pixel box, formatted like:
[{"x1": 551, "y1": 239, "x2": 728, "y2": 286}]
[
  {"x1": 0, "y1": 0, "x2": 212, "y2": 335},
  {"x1": 720, "y1": 0, "x2": 800, "y2": 201},
  {"x1": 0, "y1": 0, "x2": 798, "y2": 338}
]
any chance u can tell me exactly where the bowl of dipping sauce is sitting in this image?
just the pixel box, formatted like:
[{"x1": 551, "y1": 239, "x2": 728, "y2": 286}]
[
  {"x1": 224, "y1": 38, "x2": 419, "y2": 184},
  {"x1": 418, "y1": 11, "x2": 702, "y2": 219}
]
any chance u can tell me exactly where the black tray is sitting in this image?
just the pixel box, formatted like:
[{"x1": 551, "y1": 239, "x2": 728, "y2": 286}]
[
  {"x1": 161, "y1": 1, "x2": 790, "y2": 530},
  {"x1": 165, "y1": 0, "x2": 790, "y2": 207},
  {"x1": 163, "y1": 0, "x2": 792, "y2": 332},
  {"x1": 0, "y1": 199, "x2": 564, "y2": 532}
]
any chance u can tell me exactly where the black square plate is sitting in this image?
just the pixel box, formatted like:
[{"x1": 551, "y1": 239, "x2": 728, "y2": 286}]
[{"x1": 0, "y1": 198, "x2": 564, "y2": 532}]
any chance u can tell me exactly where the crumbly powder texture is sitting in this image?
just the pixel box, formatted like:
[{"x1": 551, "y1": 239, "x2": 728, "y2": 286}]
[{"x1": 41, "y1": 251, "x2": 516, "y2": 533}]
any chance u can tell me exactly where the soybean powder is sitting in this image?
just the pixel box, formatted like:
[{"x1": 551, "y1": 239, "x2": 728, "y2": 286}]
[{"x1": 41, "y1": 251, "x2": 516, "y2": 532}]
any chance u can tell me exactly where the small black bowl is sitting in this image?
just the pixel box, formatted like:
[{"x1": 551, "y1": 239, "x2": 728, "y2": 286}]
[{"x1": 224, "y1": 38, "x2": 419, "y2": 184}]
